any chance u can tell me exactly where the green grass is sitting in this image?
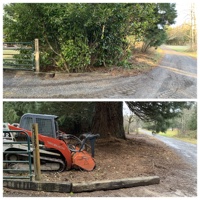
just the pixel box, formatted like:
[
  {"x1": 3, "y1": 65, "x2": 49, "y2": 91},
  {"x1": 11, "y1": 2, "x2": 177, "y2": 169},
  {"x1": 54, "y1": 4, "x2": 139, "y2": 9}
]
[
  {"x1": 159, "y1": 129, "x2": 197, "y2": 144},
  {"x1": 167, "y1": 45, "x2": 189, "y2": 52},
  {"x1": 159, "y1": 129, "x2": 178, "y2": 137},
  {"x1": 174, "y1": 137, "x2": 197, "y2": 144},
  {"x1": 166, "y1": 45, "x2": 197, "y2": 58}
]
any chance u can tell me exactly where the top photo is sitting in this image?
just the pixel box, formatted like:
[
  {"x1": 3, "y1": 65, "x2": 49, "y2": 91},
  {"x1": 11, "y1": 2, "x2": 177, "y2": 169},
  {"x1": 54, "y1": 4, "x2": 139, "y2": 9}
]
[{"x1": 3, "y1": 2, "x2": 197, "y2": 99}]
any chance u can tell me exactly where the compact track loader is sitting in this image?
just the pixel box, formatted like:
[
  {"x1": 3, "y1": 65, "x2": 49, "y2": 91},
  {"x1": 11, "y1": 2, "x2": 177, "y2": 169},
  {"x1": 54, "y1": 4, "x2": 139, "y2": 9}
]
[{"x1": 3, "y1": 113, "x2": 99, "y2": 172}]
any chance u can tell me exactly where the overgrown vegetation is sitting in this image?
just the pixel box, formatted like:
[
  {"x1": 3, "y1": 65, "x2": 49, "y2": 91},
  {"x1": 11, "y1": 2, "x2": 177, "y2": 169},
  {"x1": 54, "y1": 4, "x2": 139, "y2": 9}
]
[{"x1": 3, "y1": 3, "x2": 177, "y2": 72}]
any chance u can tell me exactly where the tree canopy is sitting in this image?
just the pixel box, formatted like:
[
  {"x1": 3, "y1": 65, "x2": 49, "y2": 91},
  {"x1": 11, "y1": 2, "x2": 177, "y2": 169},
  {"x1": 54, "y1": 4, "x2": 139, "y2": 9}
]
[
  {"x1": 3, "y1": 101, "x2": 190, "y2": 138},
  {"x1": 3, "y1": 3, "x2": 177, "y2": 72},
  {"x1": 126, "y1": 102, "x2": 191, "y2": 133}
]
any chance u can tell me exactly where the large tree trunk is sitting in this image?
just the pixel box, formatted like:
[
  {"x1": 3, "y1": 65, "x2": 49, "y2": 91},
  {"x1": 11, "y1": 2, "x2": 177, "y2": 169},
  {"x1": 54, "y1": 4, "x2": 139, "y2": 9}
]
[{"x1": 91, "y1": 102, "x2": 125, "y2": 139}]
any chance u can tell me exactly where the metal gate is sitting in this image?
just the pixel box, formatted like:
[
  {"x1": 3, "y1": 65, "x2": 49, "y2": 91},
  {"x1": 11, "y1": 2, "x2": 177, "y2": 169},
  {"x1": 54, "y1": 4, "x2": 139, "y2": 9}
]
[
  {"x1": 3, "y1": 41, "x2": 35, "y2": 71},
  {"x1": 3, "y1": 129, "x2": 33, "y2": 181}
]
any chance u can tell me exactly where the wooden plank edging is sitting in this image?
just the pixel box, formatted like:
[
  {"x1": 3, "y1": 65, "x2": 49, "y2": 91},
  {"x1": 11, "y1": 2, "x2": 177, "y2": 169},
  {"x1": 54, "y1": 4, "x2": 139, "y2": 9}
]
[
  {"x1": 3, "y1": 176, "x2": 160, "y2": 193},
  {"x1": 72, "y1": 176, "x2": 160, "y2": 193}
]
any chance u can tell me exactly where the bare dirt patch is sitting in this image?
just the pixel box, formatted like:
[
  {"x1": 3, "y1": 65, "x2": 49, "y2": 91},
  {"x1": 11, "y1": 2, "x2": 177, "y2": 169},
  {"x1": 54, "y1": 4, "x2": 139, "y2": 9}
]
[
  {"x1": 3, "y1": 133, "x2": 196, "y2": 197},
  {"x1": 43, "y1": 134, "x2": 187, "y2": 183}
]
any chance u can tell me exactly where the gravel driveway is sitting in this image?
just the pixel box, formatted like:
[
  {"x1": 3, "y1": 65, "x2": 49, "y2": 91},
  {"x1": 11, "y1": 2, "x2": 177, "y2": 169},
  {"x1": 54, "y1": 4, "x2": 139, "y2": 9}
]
[
  {"x1": 3, "y1": 46, "x2": 197, "y2": 99},
  {"x1": 140, "y1": 129, "x2": 197, "y2": 167}
]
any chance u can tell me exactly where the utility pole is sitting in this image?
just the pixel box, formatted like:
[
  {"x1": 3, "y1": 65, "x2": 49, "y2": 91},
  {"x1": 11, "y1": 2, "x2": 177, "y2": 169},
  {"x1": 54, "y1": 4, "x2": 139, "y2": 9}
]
[{"x1": 190, "y1": 3, "x2": 196, "y2": 51}]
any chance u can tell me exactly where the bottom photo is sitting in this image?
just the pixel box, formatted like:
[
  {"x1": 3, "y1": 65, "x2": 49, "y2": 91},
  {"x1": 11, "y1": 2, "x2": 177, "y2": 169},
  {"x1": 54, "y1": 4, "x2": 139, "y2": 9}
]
[{"x1": 3, "y1": 101, "x2": 197, "y2": 197}]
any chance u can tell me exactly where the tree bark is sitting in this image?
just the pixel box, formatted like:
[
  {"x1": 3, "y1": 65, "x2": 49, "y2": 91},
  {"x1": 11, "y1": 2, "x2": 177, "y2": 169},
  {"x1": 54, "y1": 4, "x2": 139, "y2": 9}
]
[{"x1": 91, "y1": 102, "x2": 125, "y2": 139}]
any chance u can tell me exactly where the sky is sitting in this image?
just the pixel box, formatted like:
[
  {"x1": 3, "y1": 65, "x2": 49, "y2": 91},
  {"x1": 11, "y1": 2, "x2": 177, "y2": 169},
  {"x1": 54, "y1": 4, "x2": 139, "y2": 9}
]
[
  {"x1": 174, "y1": 2, "x2": 194, "y2": 26},
  {"x1": 123, "y1": 102, "x2": 131, "y2": 116}
]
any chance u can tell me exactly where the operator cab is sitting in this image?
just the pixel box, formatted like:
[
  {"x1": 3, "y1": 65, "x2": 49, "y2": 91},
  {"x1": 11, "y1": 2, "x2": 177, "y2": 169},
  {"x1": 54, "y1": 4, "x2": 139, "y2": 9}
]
[{"x1": 19, "y1": 113, "x2": 59, "y2": 138}]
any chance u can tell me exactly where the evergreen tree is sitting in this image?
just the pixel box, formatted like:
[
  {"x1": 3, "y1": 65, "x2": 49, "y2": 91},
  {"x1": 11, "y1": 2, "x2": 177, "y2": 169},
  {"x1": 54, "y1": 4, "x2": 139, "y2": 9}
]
[
  {"x1": 3, "y1": 102, "x2": 189, "y2": 139},
  {"x1": 188, "y1": 103, "x2": 197, "y2": 130}
]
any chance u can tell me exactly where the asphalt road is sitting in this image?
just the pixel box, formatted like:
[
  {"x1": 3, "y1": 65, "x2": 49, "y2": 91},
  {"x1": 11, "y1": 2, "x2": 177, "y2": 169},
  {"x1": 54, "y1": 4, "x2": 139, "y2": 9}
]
[{"x1": 3, "y1": 46, "x2": 197, "y2": 99}]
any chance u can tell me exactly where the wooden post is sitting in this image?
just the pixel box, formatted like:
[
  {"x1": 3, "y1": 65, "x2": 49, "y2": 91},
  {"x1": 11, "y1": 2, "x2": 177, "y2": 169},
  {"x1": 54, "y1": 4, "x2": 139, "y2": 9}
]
[
  {"x1": 35, "y1": 39, "x2": 40, "y2": 72},
  {"x1": 32, "y1": 123, "x2": 41, "y2": 181}
]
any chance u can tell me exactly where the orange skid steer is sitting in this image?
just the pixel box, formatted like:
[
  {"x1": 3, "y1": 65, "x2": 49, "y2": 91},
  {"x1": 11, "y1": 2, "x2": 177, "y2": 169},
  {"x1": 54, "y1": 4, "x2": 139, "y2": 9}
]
[{"x1": 3, "y1": 113, "x2": 99, "y2": 172}]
